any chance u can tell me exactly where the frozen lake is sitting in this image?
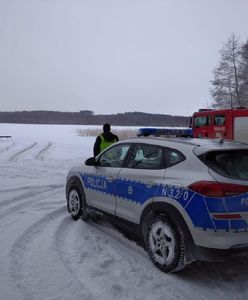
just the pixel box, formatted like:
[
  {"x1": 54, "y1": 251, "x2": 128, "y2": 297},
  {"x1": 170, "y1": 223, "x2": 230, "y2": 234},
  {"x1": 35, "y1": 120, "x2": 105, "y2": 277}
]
[{"x1": 0, "y1": 123, "x2": 247, "y2": 300}]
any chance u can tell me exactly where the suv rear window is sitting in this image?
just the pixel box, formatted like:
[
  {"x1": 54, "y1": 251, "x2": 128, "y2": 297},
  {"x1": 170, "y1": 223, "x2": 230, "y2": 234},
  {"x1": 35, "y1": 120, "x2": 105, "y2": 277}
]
[{"x1": 199, "y1": 150, "x2": 248, "y2": 180}]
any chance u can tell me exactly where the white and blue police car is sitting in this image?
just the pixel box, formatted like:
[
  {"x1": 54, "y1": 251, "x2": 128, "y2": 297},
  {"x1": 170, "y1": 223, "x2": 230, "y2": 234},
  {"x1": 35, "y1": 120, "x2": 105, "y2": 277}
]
[{"x1": 66, "y1": 137, "x2": 248, "y2": 272}]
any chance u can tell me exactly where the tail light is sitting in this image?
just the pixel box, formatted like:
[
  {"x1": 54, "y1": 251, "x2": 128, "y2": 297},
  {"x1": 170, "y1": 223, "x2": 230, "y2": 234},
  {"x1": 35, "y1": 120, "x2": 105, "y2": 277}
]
[{"x1": 188, "y1": 181, "x2": 248, "y2": 197}]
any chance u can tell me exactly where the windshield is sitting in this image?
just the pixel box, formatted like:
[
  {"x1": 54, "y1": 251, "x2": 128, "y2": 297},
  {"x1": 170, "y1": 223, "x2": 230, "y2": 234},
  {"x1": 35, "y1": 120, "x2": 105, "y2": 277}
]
[
  {"x1": 194, "y1": 115, "x2": 210, "y2": 127},
  {"x1": 199, "y1": 150, "x2": 248, "y2": 180}
]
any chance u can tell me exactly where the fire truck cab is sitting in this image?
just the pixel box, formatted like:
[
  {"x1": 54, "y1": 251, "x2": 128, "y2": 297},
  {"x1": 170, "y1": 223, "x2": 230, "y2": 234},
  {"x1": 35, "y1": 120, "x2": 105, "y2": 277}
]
[{"x1": 192, "y1": 108, "x2": 248, "y2": 143}]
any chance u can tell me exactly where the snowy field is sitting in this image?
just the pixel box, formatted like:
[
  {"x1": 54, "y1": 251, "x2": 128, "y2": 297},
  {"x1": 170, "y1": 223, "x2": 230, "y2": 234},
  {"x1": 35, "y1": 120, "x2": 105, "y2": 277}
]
[{"x1": 0, "y1": 123, "x2": 248, "y2": 300}]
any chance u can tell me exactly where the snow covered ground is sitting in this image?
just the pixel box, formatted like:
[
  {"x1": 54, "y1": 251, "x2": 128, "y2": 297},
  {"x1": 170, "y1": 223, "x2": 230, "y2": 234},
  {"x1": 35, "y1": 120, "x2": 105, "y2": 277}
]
[{"x1": 0, "y1": 123, "x2": 248, "y2": 300}]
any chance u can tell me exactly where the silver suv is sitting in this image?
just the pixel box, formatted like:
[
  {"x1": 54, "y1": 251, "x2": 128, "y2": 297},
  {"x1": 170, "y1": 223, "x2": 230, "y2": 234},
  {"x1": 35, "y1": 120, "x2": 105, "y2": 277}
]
[{"x1": 66, "y1": 137, "x2": 248, "y2": 272}]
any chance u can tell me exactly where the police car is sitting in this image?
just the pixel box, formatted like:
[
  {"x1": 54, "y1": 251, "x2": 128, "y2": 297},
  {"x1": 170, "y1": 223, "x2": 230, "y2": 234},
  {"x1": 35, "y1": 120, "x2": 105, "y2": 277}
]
[{"x1": 66, "y1": 137, "x2": 248, "y2": 272}]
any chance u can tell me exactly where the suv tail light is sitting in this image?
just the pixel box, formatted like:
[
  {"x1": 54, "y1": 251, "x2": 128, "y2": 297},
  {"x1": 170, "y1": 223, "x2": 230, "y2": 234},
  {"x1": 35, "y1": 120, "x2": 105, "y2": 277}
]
[{"x1": 188, "y1": 181, "x2": 248, "y2": 197}]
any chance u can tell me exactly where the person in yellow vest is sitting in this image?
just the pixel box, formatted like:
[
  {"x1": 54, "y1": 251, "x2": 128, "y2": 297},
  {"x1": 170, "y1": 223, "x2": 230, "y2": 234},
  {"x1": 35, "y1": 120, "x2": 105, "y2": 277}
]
[{"x1": 93, "y1": 123, "x2": 119, "y2": 157}]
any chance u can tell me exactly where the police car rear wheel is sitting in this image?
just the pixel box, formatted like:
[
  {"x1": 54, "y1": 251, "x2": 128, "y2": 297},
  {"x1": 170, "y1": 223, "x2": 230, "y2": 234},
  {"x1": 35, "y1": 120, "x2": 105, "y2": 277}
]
[
  {"x1": 68, "y1": 187, "x2": 89, "y2": 221},
  {"x1": 146, "y1": 216, "x2": 185, "y2": 273}
]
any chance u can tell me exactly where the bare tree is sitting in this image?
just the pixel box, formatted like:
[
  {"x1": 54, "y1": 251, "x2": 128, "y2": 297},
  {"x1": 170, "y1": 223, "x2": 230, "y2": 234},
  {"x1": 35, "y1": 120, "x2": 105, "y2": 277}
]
[
  {"x1": 210, "y1": 34, "x2": 242, "y2": 108},
  {"x1": 239, "y1": 39, "x2": 248, "y2": 104}
]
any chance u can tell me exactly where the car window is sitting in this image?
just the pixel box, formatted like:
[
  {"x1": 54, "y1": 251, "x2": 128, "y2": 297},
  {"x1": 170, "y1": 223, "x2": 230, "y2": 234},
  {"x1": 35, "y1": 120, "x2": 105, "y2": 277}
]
[
  {"x1": 199, "y1": 150, "x2": 248, "y2": 180},
  {"x1": 164, "y1": 149, "x2": 185, "y2": 167},
  {"x1": 127, "y1": 144, "x2": 163, "y2": 169},
  {"x1": 98, "y1": 144, "x2": 131, "y2": 167}
]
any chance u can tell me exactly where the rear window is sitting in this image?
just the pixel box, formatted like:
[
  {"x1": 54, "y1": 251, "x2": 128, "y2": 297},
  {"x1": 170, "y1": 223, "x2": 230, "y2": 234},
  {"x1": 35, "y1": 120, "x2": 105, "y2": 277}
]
[{"x1": 199, "y1": 150, "x2": 248, "y2": 180}]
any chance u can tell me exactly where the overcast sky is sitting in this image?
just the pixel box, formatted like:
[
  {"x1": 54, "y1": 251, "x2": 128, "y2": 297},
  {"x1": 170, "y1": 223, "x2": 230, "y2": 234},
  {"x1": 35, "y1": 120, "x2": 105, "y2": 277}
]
[{"x1": 0, "y1": 0, "x2": 248, "y2": 116}]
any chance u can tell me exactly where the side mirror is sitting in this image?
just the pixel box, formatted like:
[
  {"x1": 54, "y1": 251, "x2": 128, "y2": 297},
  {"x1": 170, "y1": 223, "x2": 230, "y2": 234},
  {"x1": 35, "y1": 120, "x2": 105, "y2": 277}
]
[{"x1": 85, "y1": 157, "x2": 98, "y2": 166}]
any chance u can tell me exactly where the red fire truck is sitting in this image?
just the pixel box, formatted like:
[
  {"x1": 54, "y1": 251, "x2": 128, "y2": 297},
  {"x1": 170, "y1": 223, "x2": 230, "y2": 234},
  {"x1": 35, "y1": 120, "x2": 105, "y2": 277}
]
[
  {"x1": 138, "y1": 107, "x2": 248, "y2": 143},
  {"x1": 192, "y1": 107, "x2": 248, "y2": 143}
]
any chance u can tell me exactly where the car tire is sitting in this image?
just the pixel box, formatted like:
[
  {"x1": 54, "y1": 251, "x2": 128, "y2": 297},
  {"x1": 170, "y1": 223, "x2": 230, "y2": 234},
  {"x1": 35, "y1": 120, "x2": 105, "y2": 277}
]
[
  {"x1": 145, "y1": 215, "x2": 186, "y2": 273},
  {"x1": 67, "y1": 184, "x2": 89, "y2": 221}
]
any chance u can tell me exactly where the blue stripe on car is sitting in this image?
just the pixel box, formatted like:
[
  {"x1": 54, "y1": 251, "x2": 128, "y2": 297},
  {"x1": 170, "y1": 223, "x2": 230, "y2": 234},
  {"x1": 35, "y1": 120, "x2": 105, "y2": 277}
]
[{"x1": 80, "y1": 173, "x2": 248, "y2": 231}]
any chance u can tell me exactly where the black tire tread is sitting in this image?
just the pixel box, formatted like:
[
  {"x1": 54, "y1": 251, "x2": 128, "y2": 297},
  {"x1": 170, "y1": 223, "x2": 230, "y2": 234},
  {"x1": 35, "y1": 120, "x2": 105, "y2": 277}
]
[
  {"x1": 67, "y1": 179, "x2": 89, "y2": 222},
  {"x1": 145, "y1": 215, "x2": 186, "y2": 273}
]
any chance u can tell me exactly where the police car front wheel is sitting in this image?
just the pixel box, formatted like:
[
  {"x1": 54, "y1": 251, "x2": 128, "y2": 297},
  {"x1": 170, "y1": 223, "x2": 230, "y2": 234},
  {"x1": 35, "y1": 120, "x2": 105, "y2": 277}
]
[
  {"x1": 146, "y1": 216, "x2": 186, "y2": 273},
  {"x1": 68, "y1": 187, "x2": 89, "y2": 221}
]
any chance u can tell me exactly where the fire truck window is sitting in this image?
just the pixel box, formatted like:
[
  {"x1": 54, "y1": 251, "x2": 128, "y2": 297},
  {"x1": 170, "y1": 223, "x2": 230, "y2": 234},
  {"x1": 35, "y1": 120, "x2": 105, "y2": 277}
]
[
  {"x1": 214, "y1": 115, "x2": 225, "y2": 126},
  {"x1": 194, "y1": 116, "x2": 210, "y2": 127}
]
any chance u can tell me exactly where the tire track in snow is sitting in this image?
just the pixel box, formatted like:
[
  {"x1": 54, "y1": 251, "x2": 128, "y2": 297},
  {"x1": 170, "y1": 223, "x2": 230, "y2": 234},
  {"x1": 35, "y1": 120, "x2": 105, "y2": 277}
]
[
  {"x1": 9, "y1": 206, "x2": 65, "y2": 300},
  {"x1": 0, "y1": 142, "x2": 15, "y2": 154},
  {"x1": 91, "y1": 221, "x2": 246, "y2": 300},
  {"x1": 88, "y1": 221, "x2": 200, "y2": 300},
  {"x1": 5, "y1": 192, "x2": 247, "y2": 300},
  {"x1": 35, "y1": 142, "x2": 52, "y2": 160},
  {"x1": 0, "y1": 183, "x2": 63, "y2": 194},
  {"x1": 0, "y1": 184, "x2": 63, "y2": 213},
  {"x1": 54, "y1": 217, "x2": 210, "y2": 300},
  {"x1": 9, "y1": 142, "x2": 37, "y2": 161},
  {"x1": 54, "y1": 217, "x2": 102, "y2": 299},
  {"x1": 0, "y1": 185, "x2": 64, "y2": 229},
  {"x1": 9, "y1": 206, "x2": 94, "y2": 300},
  {"x1": 54, "y1": 218, "x2": 119, "y2": 299},
  {"x1": 182, "y1": 258, "x2": 248, "y2": 298},
  {"x1": 54, "y1": 217, "x2": 148, "y2": 299}
]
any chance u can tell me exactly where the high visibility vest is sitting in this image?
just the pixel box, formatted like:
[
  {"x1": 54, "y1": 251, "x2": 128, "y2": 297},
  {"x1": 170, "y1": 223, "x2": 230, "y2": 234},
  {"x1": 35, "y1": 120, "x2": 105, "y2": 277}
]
[{"x1": 99, "y1": 135, "x2": 117, "y2": 152}]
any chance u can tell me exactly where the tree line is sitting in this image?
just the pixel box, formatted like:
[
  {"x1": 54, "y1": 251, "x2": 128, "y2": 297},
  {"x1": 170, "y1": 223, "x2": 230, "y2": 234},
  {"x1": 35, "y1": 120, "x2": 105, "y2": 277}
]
[
  {"x1": 0, "y1": 111, "x2": 190, "y2": 127},
  {"x1": 210, "y1": 34, "x2": 248, "y2": 108}
]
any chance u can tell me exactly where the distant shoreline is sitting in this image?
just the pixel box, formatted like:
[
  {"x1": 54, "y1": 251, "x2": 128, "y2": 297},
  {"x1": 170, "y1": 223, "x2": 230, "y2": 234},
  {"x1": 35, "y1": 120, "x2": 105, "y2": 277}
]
[{"x1": 0, "y1": 110, "x2": 190, "y2": 127}]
